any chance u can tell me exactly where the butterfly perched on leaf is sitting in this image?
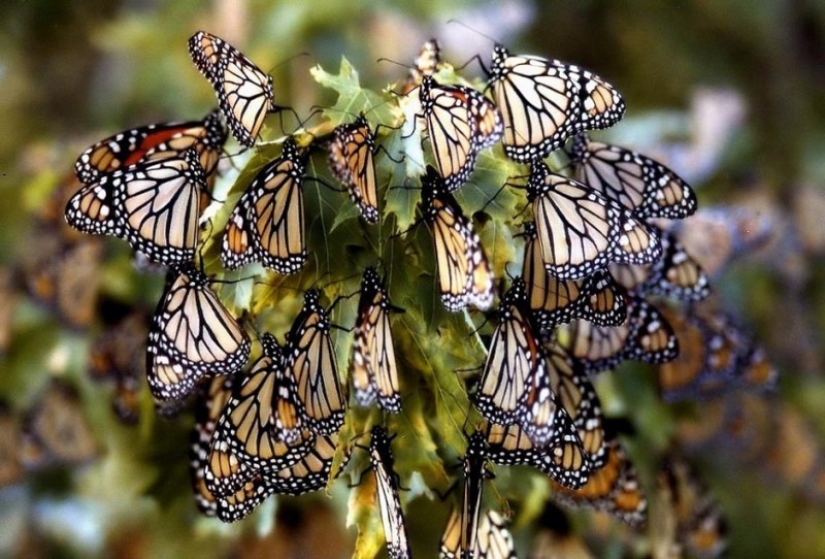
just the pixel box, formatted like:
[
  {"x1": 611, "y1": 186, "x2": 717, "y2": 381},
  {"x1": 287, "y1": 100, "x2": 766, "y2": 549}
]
[
  {"x1": 351, "y1": 267, "x2": 402, "y2": 413},
  {"x1": 420, "y1": 166, "x2": 495, "y2": 312},
  {"x1": 65, "y1": 150, "x2": 207, "y2": 266},
  {"x1": 366, "y1": 426, "x2": 411, "y2": 559},
  {"x1": 569, "y1": 133, "x2": 698, "y2": 220},
  {"x1": 189, "y1": 31, "x2": 275, "y2": 147},
  {"x1": 440, "y1": 508, "x2": 517, "y2": 559},
  {"x1": 146, "y1": 264, "x2": 251, "y2": 404},
  {"x1": 419, "y1": 75, "x2": 503, "y2": 191},
  {"x1": 328, "y1": 115, "x2": 381, "y2": 223},
  {"x1": 488, "y1": 44, "x2": 625, "y2": 162},
  {"x1": 284, "y1": 289, "x2": 346, "y2": 434},
  {"x1": 525, "y1": 161, "x2": 662, "y2": 280},
  {"x1": 222, "y1": 137, "x2": 308, "y2": 274},
  {"x1": 74, "y1": 109, "x2": 227, "y2": 194},
  {"x1": 475, "y1": 278, "x2": 540, "y2": 426}
]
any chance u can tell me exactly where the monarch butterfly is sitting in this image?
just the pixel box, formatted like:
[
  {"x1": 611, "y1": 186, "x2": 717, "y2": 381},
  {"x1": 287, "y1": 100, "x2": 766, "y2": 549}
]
[
  {"x1": 440, "y1": 508, "x2": 517, "y2": 559},
  {"x1": 351, "y1": 268, "x2": 401, "y2": 413},
  {"x1": 367, "y1": 426, "x2": 411, "y2": 559},
  {"x1": 488, "y1": 44, "x2": 625, "y2": 163},
  {"x1": 518, "y1": 344, "x2": 588, "y2": 453},
  {"x1": 657, "y1": 303, "x2": 775, "y2": 402},
  {"x1": 65, "y1": 149, "x2": 207, "y2": 266},
  {"x1": 541, "y1": 339, "x2": 608, "y2": 470},
  {"x1": 485, "y1": 421, "x2": 590, "y2": 490},
  {"x1": 521, "y1": 221, "x2": 628, "y2": 329},
  {"x1": 551, "y1": 437, "x2": 648, "y2": 528},
  {"x1": 659, "y1": 453, "x2": 728, "y2": 559},
  {"x1": 222, "y1": 137, "x2": 308, "y2": 273},
  {"x1": 570, "y1": 133, "x2": 698, "y2": 220},
  {"x1": 420, "y1": 166, "x2": 495, "y2": 311},
  {"x1": 74, "y1": 109, "x2": 227, "y2": 193},
  {"x1": 146, "y1": 264, "x2": 251, "y2": 403},
  {"x1": 19, "y1": 381, "x2": 98, "y2": 469},
  {"x1": 20, "y1": 226, "x2": 105, "y2": 330},
  {"x1": 190, "y1": 376, "x2": 237, "y2": 517},
  {"x1": 285, "y1": 289, "x2": 346, "y2": 434},
  {"x1": 188, "y1": 31, "x2": 275, "y2": 147},
  {"x1": 475, "y1": 278, "x2": 539, "y2": 426},
  {"x1": 559, "y1": 296, "x2": 679, "y2": 375},
  {"x1": 459, "y1": 431, "x2": 493, "y2": 557},
  {"x1": 207, "y1": 333, "x2": 314, "y2": 498},
  {"x1": 664, "y1": 205, "x2": 774, "y2": 277},
  {"x1": 0, "y1": 402, "x2": 23, "y2": 487},
  {"x1": 419, "y1": 75, "x2": 503, "y2": 191},
  {"x1": 610, "y1": 226, "x2": 710, "y2": 302},
  {"x1": 329, "y1": 115, "x2": 380, "y2": 223},
  {"x1": 402, "y1": 38, "x2": 443, "y2": 95},
  {"x1": 526, "y1": 161, "x2": 662, "y2": 280},
  {"x1": 89, "y1": 308, "x2": 149, "y2": 425}
]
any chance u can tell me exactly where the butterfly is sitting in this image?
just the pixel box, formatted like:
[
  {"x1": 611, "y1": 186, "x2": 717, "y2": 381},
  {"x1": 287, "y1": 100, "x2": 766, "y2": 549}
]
[
  {"x1": 329, "y1": 115, "x2": 381, "y2": 223},
  {"x1": 420, "y1": 166, "x2": 495, "y2": 312},
  {"x1": 657, "y1": 302, "x2": 775, "y2": 402},
  {"x1": 551, "y1": 437, "x2": 648, "y2": 528},
  {"x1": 65, "y1": 149, "x2": 207, "y2": 266},
  {"x1": 222, "y1": 137, "x2": 308, "y2": 274},
  {"x1": 610, "y1": 225, "x2": 710, "y2": 302},
  {"x1": 206, "y1": 333, "x2": 313, "y2": 498},
  {"x1": 541, "y1": 338, "x2": 608, "y2": 470},
  {"x1": 559, "y1": 296, "x2": 679, "y2": 374},
  {"x1": 663, "y1": 205, "x2": 774, "y2": 277},
  {"x1": 485, "y1": 421, "x2": 591, "y2": 490},
  {"x1": 89, "y1": 308, "x2": 150, "y2": 425},
  {"x1": 453, "y1": 431, "x2": 494, "y2": 558},
  {"x1": 440, "y1": 508, "x2": 517, "y2": 559},
  {"x1": 521, "y1": 221, "x2": 628, "y2": 329},
  {"x1": 488, "y1": 44, "x2": 625, "y2": 162},
  {"x1": 146, "y1": 264, "x2": 251, "y2": 403},
  {"x1": 74, "y1": 109, "x2": 227, "y2": 193},
  {"x1": 570, "y1": 133, "x2": 698, "y2": 219},
  {"x1": 351, "y1": 267, "x2": 402, "y2": 413},
  {"x1": 188, "y1": 31, "x2": 275, "y2": 147},
  {"x1": 658, "y1": 453, "x2": 728, "y2": 559},
  {"x1": 19, "y1": 226, "x2": 105, "y2": 330},
  {"x1": 475, "y1": 278, "x2": 540, "y2": 426},
  {"x1": 367, "y1": 426, "x2": 411, "y2": 559},
  {"x1": 19, "y1": 381, "x2": 98, "y2": 470},
  {"x1": 419, "y1": 75, "x2": 503, "y2": 191},
  {"x1": 285, "y1": 290, "x2": 346, "y2": 434},
  {"x1": 402, "y1": 38, "x2": 443, "y2": 95},
  {"x1": 526, "y1": 160, "x2": 662, "y2": 280}
]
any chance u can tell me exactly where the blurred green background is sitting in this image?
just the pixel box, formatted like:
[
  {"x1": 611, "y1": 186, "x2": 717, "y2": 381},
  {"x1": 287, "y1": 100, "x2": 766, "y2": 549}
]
[{"x1": 1, "y1": 1, "x2": 825, "y2": 558}]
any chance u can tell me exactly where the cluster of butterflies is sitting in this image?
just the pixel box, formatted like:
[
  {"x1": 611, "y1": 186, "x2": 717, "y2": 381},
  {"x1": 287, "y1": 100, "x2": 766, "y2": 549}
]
[{"x1": 48, "y1": 26, "x2": 785, "y2": 558}]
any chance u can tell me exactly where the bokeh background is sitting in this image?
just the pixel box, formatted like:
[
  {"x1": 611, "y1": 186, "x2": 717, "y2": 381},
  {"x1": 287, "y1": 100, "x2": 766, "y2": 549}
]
[{"x1": 1, "y1": 1, "x2": 825, "y2": 558}]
